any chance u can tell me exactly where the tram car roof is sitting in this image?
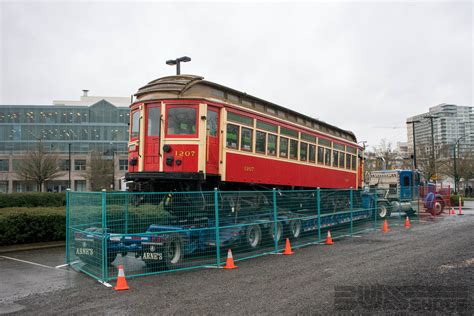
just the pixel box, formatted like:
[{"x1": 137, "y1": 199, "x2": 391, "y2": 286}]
[{"x1": 135, "y1": 75, "x2": 357, "y2": 144}]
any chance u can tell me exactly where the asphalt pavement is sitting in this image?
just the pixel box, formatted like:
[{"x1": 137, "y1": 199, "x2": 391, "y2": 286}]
[{"x1": 1, "y1": 203, "x2": 473, "y2": 315}]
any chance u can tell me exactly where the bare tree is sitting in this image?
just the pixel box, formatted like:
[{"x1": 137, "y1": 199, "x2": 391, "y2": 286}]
[
  {"x1": 373, "y1": 138, "x2": 396, "y2": 169},
  {"x1": 16, "y1": 141, "x2": 63, "y2": 192},
  {"x1": 83, "y1": 151, "x2": 114, "y2": 191}
]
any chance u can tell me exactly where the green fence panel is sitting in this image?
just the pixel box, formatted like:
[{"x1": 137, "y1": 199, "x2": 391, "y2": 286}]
[{"x1": 66, "y1": 186, "x2": 423, "y2": 281}]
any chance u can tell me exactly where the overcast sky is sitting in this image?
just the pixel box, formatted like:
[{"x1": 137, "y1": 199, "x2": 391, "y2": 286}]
[{"x1": 0, "y1": 0, "x2": 472, "y2": 149}]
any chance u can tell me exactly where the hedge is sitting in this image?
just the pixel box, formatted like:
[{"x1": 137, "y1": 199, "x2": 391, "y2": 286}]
[
  {"x1": 0, "y1": 193, "x2": 66, "y2": 209},
  {"x1": 450, "y1": 195, "x2": 464, "y2": 207},
  {"x1": 0, "y1": 212, "x2": 66, "y2": 246}
]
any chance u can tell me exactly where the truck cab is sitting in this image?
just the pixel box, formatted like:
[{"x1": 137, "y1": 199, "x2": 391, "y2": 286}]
[{"x1": 369, "y1": 169, "x2": 421, "y2": 216}]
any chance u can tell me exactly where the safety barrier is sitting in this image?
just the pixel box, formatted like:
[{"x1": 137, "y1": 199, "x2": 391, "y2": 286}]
[{"x1": 66, "y1": 187, "x2": 424, "y2": 283}]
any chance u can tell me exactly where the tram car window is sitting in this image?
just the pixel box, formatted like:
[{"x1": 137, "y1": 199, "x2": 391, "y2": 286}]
[
  {"x1": 279, "y1": 137, "x2": 288, "y2": 158},
  {"x1": 267, "y1": 134, "x2": 277, "y2": 156},
  {"x1": 167, "y1": 107, "x2": 197, "y2": 135},
  {"x1": 333, "y1": 151, "x2": 339, "y2": 167},
  {"x1": 317, "y1": 146, "x2": 324, "y2": 164},
  {"x1": 241, "y1": 127, "x2": 253, "y2": 151},
  {"x1": 226, "y1": 124, "x2": 239, "y2": 149},
  {"x1": 131, "y1": 111, "x2": 140, "y2": 139},
  {"x1": 207, "y1": 110, "x2": 218, "y2": 137},
  {"x1": 309, "y1": 144, "x2": 316, "y2": 163},
  {"x1": 300, "y1": 142, "x2": 308, "y2": 161},
  {"x1": 256, "y1": 131, "x2": 266, "y2": 154},
  {"x1": 289, "y1": 139, "x2": 298, "y2": 160},
  {"x1": 325, "y1": 148, "x2": 332, "y2": 166}
]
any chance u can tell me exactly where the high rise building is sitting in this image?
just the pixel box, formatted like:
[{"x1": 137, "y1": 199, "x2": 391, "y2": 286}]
[
  {"x1": 406, "y1": 103, "x2": 473, "y2": 157},
  {"x1": 0, "y1": 92, "x2": 131, "y2": 193}
]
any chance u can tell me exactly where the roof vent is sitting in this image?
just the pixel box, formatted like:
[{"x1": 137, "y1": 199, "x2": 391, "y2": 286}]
[{"x1": 82, "y1": 90, "x2": 89, "y2": 97}]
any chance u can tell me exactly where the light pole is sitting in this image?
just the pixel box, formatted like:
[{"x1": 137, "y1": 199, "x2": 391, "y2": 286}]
[
  {"x1": 406, "y1": 120, "x2": 420, "y2": 169},
  {"x1": 454, "y1": 136, "x2": 465, "y2": 194},
  {"x1": 166, "y1": 56, "x2": 191, "y2": 75},
  {"x1": 425, "y1": 115, "x2": 438, "y2": 182}
]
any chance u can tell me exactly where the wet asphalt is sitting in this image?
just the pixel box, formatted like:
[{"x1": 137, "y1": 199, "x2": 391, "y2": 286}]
[{"x1": 0, "y1": 202, "x2": 473, "y2": 315}]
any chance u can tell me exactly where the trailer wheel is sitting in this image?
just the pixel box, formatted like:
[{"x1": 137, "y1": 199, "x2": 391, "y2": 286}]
[
  {"x1": 245, "y1": 225, "x2": 262, "y2": 249},
  {"x1": 164, "y1": 235, "x2": 184, "y2": 269},
  {"x1": 431, "y1": 198, "x2": 445, "y2": 216},
  {"x1": 269, "y1": 222, "x2": 283, "y2": 243},
  {"x1": 289, "y1": 220, "x2": 302, "y2": 239}
]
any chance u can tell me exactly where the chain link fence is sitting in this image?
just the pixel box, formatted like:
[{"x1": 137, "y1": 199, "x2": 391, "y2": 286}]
[{"x1": 66, "y1": 186, "x2": 426, "y2": 283}]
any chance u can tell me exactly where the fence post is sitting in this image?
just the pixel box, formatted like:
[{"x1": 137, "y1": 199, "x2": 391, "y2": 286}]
[
  {"x1": 317, "y1": 188, "x2": 321, "y2": 243},
  {"x1": 350, "y1": 188, "x2": 353, "y2": 236},
  {"x1": 272, "y1": 188, "x2": 278, "y2": 253},
  {"x1": 65, "y1": 189, "x2": 71, "y2": 264},
  {"x1": 398, "y1": 186, "x2": 402, "y2": 225},
  {"x1": 417, "y1": 185, "x2": 420, "y2": 220},
  {"x1": 214, "y1": 188, "x2": 221, "y2": 268},
  {"x1": 124, "y1": 193, "x2": 129, "y2": 234},
  {"x1": 373, "y1": 190, "x2": 378, "y2": 230},
  {"x1": 101, "y1": 189, "x2": 108, "y2": 282}
]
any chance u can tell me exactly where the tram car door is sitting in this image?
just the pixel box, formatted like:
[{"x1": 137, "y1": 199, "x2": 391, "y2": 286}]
[
  {"x1": 206, "y1": 106, "x2": 220, "y2": 175},
  {"x1": 144, "y1": 103, "x2": 161, "y2": 171}
]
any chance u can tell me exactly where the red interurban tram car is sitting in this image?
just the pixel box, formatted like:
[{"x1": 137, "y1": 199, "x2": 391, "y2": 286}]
[{"x1": 125, "y1": 75, "x2": 363, "y2": 192}]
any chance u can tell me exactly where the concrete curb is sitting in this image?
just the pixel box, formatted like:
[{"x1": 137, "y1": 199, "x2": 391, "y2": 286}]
[{"x1": 0, "y1": 241, "x2": 65, "y2": 254}]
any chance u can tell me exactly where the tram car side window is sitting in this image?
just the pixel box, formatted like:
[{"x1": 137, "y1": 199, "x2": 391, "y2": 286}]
[
  {"x1": 226, "y1": 124, "x2": 239, "y2": 149},
  {"x1": 267, "y1": 134, "x2": 277, "y2": 156}
]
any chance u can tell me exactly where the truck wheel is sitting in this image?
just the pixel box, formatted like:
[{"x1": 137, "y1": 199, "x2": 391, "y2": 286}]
[
  {"x1": 164, "y1": 235, "x2": 184, "y2": 270},
  {"x1": 245, "y1": 225, "x2": 262, "y2": 249},
  {"x1": 289, "y1": 220, "x2": 302, "y2": 239},
  {"x1": 377, "y1": 204, "x2": 391, "y2": 219},
  {"x1": 269, "y1": 222, "x2": 283, "y2": 243}
]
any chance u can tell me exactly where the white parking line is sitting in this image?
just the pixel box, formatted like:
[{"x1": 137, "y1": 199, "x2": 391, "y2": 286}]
[{"x1": 0, "y1": 255, "x2": 74, "y2": 273}]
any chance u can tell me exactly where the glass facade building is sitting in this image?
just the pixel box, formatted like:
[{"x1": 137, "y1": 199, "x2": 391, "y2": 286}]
[
  {"x1": 0, "y1": 99, "x2": 130, "y2": 193},
  {"x1": 0, "y1": 100, "x2": 129, "y2": 154}
]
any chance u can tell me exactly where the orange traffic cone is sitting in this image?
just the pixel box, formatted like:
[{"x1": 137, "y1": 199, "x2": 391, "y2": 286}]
[
  {"x1": 382, "y1": 219, "x2": 389, "y2": 233},
  {"x1": 224, "y1": 249, "x2": 237, "y2": 269},
  {"x1": 114, "y1": 265, "x2": 129, "y2": 291},
  {"x1": 282, "y1": 238, "x2": 294, "y2": 255},
  {"x1": 404, "y1": 216, "x2": 411, "y2": 228},
  {"x1": 450, "y1": 208, "x2": 456, "y2": 215},
  {"x1": 325, "y1": 230, "x2": 334, "y2": 245}
]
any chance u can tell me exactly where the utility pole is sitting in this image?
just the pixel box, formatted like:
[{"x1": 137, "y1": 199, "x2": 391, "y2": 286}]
[
  {"x1": 454, "y1": 136, "x2": 465, "y2": 194},
  {"x1": 406, "y1": 120, "x2": 420, "y2": 169},
  {"x1": 425, "y1": 115, "x2": 437, "y2": 182}
]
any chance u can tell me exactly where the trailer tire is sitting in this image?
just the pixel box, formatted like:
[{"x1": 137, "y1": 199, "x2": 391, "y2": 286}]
[
  {"x1": 164, "y1": 235, "x2": 184, "y2": 270},
  {"x1": 289, "y1": 219, "x2": 302, "y2": 239},
  {"x1": 245, "y1": 225, "x2": 262, "y2": 249},
  {"x1": 269, "y1": 221, "x2": 283, "y2": 243},
  {"x1": 430, "y1": 197, "x2": 445, "y2": 216}
]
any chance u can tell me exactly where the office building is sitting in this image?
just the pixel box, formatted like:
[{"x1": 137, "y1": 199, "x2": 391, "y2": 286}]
[{"x1": 0, "y1": 91, "x2": 130, "y2": 193}]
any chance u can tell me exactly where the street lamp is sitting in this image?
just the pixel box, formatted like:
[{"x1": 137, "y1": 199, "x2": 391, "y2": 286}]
[
  {"x1": 453, "y1": 136, "x2": 465, "y2": 194},
  {"x1": 424, "y1": 115, "x2": 438, "y2": 182},
  {"x1": 166, "y1": 56, "x2": 191, "y2": 75},
  {"x1": 406, "y1": 120, "x2": 420, "y2": 169}
]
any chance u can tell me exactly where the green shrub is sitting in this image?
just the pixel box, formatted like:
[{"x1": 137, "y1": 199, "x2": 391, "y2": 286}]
[
  {"x1": 0, "y1": 193, "x2": 66, "y2": 209},
  {"x1": 0, "y1": 212, "x2": 65, "y2": 246},
  {"x1": 450, "y1": 195, "x2": 464, "y2": 207}
]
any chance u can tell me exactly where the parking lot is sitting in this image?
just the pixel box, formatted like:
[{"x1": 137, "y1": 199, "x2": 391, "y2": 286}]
[{"x1": 1, "y1": 204, "x2": 473, "y2": 314}]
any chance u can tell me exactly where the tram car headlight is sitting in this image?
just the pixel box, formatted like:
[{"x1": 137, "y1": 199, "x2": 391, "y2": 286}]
[{"x1": 163, "y1": 144, "x2": 172, "y2": 153}]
